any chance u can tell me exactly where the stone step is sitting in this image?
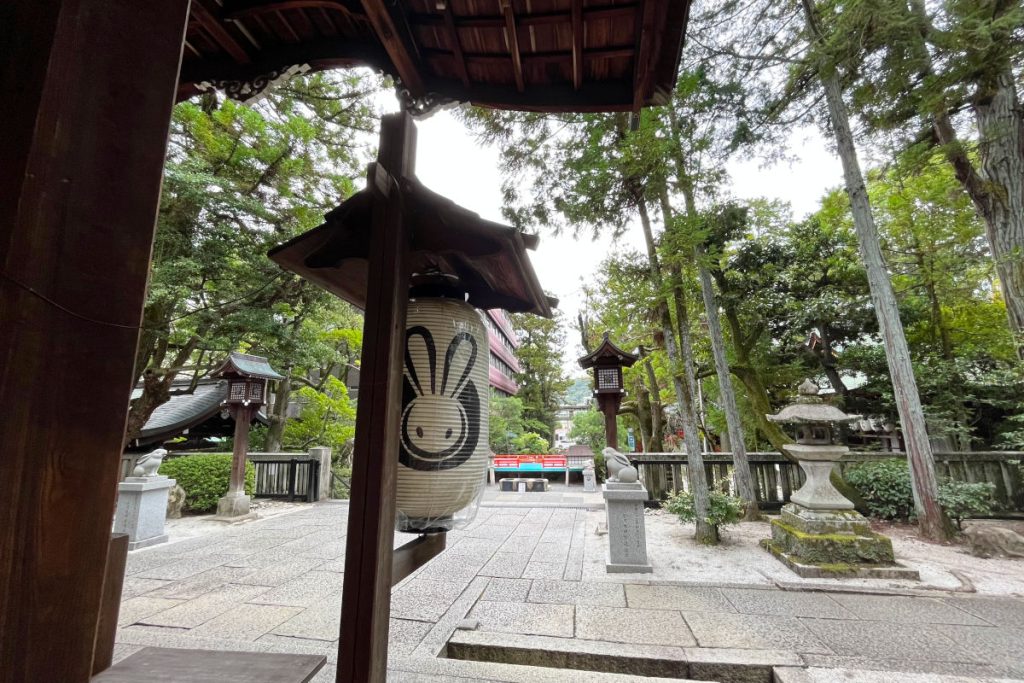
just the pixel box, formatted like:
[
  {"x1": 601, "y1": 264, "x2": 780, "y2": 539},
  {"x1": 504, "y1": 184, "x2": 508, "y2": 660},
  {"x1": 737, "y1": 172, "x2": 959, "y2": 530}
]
[
  {"x1": 447, "y1": 630, "x2": 801, "y2": 682},
  {"x1": 773, "y1": 666, "x2": 1021, "y2": 683}
]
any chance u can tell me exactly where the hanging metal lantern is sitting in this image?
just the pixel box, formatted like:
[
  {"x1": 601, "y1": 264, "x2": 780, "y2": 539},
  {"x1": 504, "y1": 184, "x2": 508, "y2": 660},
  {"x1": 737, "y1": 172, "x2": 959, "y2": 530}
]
[{"x1": 396, "y1": 293, "x2": 488, "y2": 532}]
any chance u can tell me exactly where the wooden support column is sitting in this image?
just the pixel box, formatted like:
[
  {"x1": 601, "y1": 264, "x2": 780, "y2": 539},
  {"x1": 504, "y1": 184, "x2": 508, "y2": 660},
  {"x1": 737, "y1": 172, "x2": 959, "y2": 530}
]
[
  {"x1": 336, "y1": 111, "x2": 415, "y2": 683},
  {"x1": 0, "y1": 1, "x2": 190, "y2": 681},
  {"x1": 597, "y1": 393, "x2": 622, "y2": 451}
]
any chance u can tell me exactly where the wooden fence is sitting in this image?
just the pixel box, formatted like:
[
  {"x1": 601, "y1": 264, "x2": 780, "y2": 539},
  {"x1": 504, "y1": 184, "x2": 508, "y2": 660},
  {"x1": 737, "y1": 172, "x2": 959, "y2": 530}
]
[
  {"x1": 630, "y1": 451, "x2": 1024, "y2": 514},
  {"x1": 119, "y1": 449, "x2": 331, "y2": 502}
]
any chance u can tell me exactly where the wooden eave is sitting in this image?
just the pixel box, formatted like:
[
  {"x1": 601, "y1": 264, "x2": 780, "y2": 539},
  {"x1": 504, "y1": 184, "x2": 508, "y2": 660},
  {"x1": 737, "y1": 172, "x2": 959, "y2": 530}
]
[
  {"x1": 578, "y1": 333, "x2": 639, "y2": 369},
  {"x1": 267, "y1": 177, "x2": 556, "y2": 316},
  {"x1": 176, "y1": 0, "x2": 690, "y2": 112}
]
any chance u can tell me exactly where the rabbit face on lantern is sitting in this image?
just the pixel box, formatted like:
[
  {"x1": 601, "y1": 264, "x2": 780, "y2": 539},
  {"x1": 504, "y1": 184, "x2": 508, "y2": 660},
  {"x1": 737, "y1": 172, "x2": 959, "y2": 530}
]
[
  {"x1": 400, "y1": 328, "x2": 480, "y2": 470},
  {"x1": 396, "y1": 298, "x2": 489, "y2": 532}
]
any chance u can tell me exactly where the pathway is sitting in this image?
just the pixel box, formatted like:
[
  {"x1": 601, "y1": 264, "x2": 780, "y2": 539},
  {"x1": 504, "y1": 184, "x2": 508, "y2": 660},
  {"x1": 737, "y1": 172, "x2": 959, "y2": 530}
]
[{"x1": 115, "y1": 501, "x2": 1024, "y2": 682}]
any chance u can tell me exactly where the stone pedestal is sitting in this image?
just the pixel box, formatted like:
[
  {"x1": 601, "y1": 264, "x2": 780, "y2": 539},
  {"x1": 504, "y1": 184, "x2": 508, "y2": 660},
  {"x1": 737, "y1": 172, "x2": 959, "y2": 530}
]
[
  {"x1": 603, "y1": 482, "x2": 652, "y2": 573},
  {"x1": 582, "y1": 465, "x2": 596, "y2": 493},
  {"x1": 786, "y1": 444, "x2": 854, "y2": 510},
  {"x1": 114, "y1": 476, "x2": 175, "y2": 550},
  {"x1": 216, "y1": 491, "x2": 252, "y2": 518}
]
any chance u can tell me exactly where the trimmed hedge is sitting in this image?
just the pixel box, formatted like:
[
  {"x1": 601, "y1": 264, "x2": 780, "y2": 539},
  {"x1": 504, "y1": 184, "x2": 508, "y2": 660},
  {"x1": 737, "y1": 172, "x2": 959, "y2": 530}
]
[
  {"x1": 159, "y1": 453, "x2": 255, "y2": 513},
  {"x1": 845, "y1": 458, "x2": 995, "y2": 527}
]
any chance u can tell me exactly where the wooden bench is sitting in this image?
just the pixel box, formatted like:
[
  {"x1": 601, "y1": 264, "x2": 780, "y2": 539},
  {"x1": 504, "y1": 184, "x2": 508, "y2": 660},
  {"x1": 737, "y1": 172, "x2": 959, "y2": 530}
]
[{"x1": 92, "y1": 647, "x2": 326, "y2": 682}]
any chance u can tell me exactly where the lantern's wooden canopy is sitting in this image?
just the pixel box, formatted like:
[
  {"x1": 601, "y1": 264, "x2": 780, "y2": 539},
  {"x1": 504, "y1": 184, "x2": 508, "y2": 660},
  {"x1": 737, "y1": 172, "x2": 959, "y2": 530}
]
[
  {"x1": 578, "y1": 331, "x2": 638, "y2": 369},
  {"x1": 267, "y1": 172, "x2": 556, "y2": 316},
  {"x1": 211, "y1": 352, "x2": 285, "y2": 380},
  {"x1": 178, "y1": 0, "x2": 691, "y2": 111}
]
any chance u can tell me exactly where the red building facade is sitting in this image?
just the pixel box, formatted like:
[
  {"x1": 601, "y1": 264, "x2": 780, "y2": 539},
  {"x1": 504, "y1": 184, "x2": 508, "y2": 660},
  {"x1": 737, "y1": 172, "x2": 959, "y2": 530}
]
[{"x1": 481, "y1": 309, "x2": 521, "y2": 397}]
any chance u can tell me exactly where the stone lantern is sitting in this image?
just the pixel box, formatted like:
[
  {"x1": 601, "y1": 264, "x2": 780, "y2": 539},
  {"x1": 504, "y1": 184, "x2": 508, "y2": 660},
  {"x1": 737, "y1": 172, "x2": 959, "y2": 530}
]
[
  {"x1": 763, "y1": 380, "x2": 917, "y2": 578},
  {"x1": 212, "y1": 352, "x2": 283, "y2": 518}
]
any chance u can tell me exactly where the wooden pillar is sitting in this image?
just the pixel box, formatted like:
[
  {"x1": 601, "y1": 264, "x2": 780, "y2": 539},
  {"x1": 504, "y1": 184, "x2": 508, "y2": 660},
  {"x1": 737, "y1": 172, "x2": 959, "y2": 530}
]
[
  {"x1": 597, "y1": 393, "x2": 622, "y2": 450},
  {"x1": 336, "y1": 111, "x2": 415, "y2": 683},
  {"x1": 0, "y1": 1, "x2": 190, "y2": 681},
  {"x1": 229, "y1": 404, "x2": 255, "y2": 494}
]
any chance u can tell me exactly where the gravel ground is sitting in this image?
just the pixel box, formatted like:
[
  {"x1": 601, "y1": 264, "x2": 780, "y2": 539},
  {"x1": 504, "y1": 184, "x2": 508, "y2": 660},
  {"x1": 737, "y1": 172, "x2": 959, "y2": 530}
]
[{"x1": 584, "y1": 508, "x2": 1024, "y2": 596}]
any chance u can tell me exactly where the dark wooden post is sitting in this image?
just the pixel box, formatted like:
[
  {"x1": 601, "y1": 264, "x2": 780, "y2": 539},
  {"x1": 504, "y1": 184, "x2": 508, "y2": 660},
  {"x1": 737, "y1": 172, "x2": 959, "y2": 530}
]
[
  {"x1": 229, "y1": 404, "x2": 255, "y2": 495},
  {"x1": 336, "y1": 111, "x2": 415, "y2": 683},
  {"x1": 0, "y1": 1, "x2": 190, "y2": 681},
  {"x1": 597, "y1": 394, "x2": 622, "y2": 450}
]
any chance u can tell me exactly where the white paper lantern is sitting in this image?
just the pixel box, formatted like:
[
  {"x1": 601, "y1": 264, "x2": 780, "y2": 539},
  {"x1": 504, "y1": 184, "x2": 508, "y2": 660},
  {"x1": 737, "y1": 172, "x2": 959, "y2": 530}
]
[{"x1": 396, "y1": 297, "x2": 488, "y2": 532}]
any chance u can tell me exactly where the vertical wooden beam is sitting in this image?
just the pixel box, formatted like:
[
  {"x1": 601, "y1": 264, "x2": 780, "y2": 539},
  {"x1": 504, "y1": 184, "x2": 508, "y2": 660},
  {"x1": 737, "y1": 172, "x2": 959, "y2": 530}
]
[
  {"x1": 500, "y1": 0, "x2": 526, "y2": 92},
  {"x1": 630, "y1": 0, "x2": 655, "y2": 109},
  {"x1": 0, "y1": 1, "x2": 190, "y2": 681},
  {"x1": 336, "y1": 111, "x2": 415, "y2": 683},
  {"x1": 571, "y1": 0, "x2": 584, "y2": 90}
]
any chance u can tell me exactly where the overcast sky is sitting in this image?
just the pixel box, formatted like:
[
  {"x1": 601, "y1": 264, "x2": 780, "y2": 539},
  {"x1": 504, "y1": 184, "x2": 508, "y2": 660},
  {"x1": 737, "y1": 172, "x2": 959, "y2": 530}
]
[{"x1": 407, "y1": 109, "x2": 845, "y2": 376}]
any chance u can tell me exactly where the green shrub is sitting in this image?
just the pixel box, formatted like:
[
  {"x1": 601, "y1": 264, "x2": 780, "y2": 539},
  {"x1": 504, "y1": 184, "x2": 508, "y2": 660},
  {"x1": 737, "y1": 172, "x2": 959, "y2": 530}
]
[
  {"x1": 938, "y1": 480, "x2": 995, "y2": 530},
  {"x1": 846, "y1": 459, "x2": 997, "y2": 528},
  {"x1": 664, "y1": 488, "x2": 744, "y2": 530},
  {"x1": 593, "y1": 451, "x2": 607, "y2": 483},
  {"x1": 844, "y1": 459, "x2": 916, "y2": 521},
  {"x1": 330, "y1": 465, "x2": 352, "y2": 500},
  {"x1": 159, "y1": 453, "x2": 254, "y2": 513}
]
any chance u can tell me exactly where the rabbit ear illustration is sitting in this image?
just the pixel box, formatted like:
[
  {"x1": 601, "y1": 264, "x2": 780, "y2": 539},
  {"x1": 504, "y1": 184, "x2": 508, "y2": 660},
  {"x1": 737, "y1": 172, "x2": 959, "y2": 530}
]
[
  {"x1": 441, "y1": 332, "x2": 477, "y2": 398},
  {"x1": 404, "y1": 326, "x2": 436, "y2": 397}
]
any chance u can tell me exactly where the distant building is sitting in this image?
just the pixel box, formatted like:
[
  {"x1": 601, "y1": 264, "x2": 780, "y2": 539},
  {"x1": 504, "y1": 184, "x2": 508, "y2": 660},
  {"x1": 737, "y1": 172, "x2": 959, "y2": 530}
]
[{"x1": 481, "y1": 309, "x2": 520, "y2": 397}]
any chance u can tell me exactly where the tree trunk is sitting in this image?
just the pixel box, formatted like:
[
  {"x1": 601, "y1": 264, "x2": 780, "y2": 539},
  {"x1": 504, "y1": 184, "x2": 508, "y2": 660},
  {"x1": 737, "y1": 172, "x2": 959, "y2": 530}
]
[
  {"x1": 696, "y1": 247, "x2": 759, "y2": 519},
  {"x1": 639, "y1": 349, "x2": 665, "y2": 452},
  {"x1": 907, "y1": 0, "x2": 1024, "y2": 354},
  {"x1": 974, "y1": 64, "x2": 1024, "y2": 352},
  {"x1": 802, "y1": 0, "x2": 952, "y2": 540},
  {"x1": 265, "y1": 370, "x2": 292, "y2": 452},
  {"x1": 636, "y1": 198, "x2": 716, "y2": 543}
]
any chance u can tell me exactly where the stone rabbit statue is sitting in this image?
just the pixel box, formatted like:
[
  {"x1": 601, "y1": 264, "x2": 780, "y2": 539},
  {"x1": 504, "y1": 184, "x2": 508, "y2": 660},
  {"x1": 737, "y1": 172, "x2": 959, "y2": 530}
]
[{"x1": 133, "y1": 447, "x2": 168, "y2": 477}]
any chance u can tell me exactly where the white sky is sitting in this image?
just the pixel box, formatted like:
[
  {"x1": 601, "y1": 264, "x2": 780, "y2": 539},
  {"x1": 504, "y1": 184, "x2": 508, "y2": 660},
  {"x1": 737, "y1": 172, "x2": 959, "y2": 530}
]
[{"x1": 406, "y1": 109, "x2": 845, "y2": 375}]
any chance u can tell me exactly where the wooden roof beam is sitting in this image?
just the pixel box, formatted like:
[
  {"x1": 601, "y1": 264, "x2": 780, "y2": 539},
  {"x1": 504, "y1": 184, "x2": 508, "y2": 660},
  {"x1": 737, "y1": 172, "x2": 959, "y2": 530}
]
[
  {"x1": 571, "y1": 0, "x2": 584, "y2": 90},
  {"x1": 409, "y1": 4, "x2": 637, "y2": 30},
  {"x1": 191, "y1": 1, "x2": 252, "y2": 64},
  {"x1": 360, "y1": 0, "x2": 425, "y2": 95},
  {"x1": 442, "y1": 4, "x2": 471, "y2": 88},
  {"x1": 423, "y1": 45, "x2": 632, "y2": 65},
  {"x1": 500, "y1": 0, "x2": 525, "y2": 92},
  {"x1": 226, "y1": 0, "x2": 360, "y2": 21},
  {"x1": 631, "y1": 0, "x2": 657, "y2": 110}
]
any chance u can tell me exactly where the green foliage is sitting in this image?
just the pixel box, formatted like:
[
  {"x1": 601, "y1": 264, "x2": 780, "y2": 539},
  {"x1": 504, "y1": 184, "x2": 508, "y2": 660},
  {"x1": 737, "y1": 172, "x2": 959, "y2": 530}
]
[
  {"x1": 664, "y1": 489, "x2": 745, "y2": 532},
  {"x1": 844, "y1": 459, "x2": 916, "y2": 521},
  {"x1": 330, "y1": 465, "x2": 352, "y2": 500},
  {"x1": 509, "y1": 311, "x2": 572, "y2": 443},
  {"x1": 128, "y1": 72, "x2": 380, "y2": 442},
  {"x1": 569, "y1": 409, "x2": 606, "y2": 453},
  {"x1": 159, "y1": 454, "x2": 254, "y2": 513},
  {"x1": 282, "y1": 375, "x2": 356, "y2": 455},
  {"x1": 593, "y1": 451, "x2": 608, "y2": 483},
  {"x1": 847, "y1": 459, "x2": 996, "y2": 528},
  {"x1": 489, "y1": 395, "x2": 526, "y2": 453},
  {"x1": 512, "y1": 432, "x2": 550, "y2": 454},
  {"x1": 938, "y1": 480, "x2": 995, "y2": 530}
]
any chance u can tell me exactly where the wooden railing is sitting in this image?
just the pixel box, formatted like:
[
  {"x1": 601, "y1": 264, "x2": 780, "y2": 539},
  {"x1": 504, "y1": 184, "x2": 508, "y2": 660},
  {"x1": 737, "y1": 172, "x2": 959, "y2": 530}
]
[
  {"x1": 247, "y1": 452, "x2": 320, "y2": 502},
  {"x1": 629, "y1": 451, "x2": 1024, "y2": 514},
  {"x1": 119, "y1": 448, "x2": 331, "y2": 503}
]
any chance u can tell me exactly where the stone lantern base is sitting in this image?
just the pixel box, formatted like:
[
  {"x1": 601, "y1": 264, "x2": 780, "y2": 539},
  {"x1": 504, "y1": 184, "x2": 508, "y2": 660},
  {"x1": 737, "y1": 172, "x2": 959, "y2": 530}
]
[{"x1": 762, "y1": 503, "x2": 919, "y2": 579}]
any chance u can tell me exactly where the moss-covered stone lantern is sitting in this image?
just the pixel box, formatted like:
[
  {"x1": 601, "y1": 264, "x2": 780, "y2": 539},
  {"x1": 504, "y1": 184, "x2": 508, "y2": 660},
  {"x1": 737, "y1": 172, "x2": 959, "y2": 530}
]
[{"x1": 762, "y1": 380, "x2": 918, "y2": 579}]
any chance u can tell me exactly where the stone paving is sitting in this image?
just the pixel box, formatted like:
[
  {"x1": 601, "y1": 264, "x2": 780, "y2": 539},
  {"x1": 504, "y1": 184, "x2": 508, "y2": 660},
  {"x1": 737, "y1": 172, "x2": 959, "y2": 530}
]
[{"x1": 115, "y1": 500, "x2": 1024, "y2": 682}]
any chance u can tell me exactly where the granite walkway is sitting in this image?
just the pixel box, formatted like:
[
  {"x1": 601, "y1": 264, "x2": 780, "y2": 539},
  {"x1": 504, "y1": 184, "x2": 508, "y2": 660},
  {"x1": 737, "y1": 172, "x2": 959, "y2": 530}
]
[{"x1": 115, "y1": 501, "x2": 1024, "y2": 682}]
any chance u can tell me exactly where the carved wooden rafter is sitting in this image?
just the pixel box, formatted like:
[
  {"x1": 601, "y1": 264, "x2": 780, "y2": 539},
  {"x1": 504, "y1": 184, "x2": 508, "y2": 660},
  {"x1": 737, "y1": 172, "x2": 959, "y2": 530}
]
[
  {"x1": 571, "y1": 0, "x2": 584, "y2": 90},
  {"x1": 360, "y1": 0, "x2": 425, "y2": 96},
  {"x1": 442, "y1": 3, "x2": 470, "y2": 88}
]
